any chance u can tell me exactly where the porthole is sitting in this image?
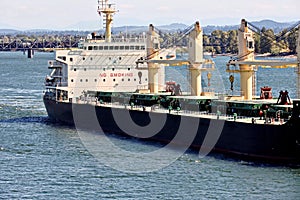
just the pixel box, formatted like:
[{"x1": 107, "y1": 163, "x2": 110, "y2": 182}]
[
  {"x1": 103, "y1": 79, "x2": 106, "y2": 82},
  {"x1": 128, "y1": 78, "x2": 130, "y2": 81},
  {"x1": 113, "y1": 79, "x2": 116, "y2": 82},
  {"x1": 86, "y1": 79, "x2": 88, "y2": 82},
  {"x1": 71, "y1": 79, "x2": 74, "y2": 82},
  {"x1": 74, "y1": 68, "x2": 77, "y2": 71}
]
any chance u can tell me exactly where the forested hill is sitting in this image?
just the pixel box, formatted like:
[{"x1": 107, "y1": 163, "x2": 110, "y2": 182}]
[
  {"x1": 0, "y1": 20, "x2": 296, "y2": 35},
  {"x1": 1, "y1": 20, "x2": 298, "y2": 55}
]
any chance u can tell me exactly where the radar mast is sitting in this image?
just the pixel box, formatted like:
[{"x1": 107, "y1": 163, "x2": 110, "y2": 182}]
[{"x1": 97, "y1": 0, "x2": 117, "y2": 42}]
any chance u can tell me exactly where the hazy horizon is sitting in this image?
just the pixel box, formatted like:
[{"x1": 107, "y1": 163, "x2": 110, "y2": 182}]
[{"x1": 0, "y1": 0, "x2": 299, "y2": 30}]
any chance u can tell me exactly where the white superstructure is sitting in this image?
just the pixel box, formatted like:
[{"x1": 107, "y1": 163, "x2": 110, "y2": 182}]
[
  {"x1": 44, "y1": 0, "x2": 214, "y2": 102},
  {"x1": 45, "y1": 0, "x2": 168, "y2": 102}
]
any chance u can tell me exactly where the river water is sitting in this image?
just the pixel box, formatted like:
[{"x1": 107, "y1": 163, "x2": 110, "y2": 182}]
[{"x1": 0, "y1": 51, "x2": 299, "y2": 199}]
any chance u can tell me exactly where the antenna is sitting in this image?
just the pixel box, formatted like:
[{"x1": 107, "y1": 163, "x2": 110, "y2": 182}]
[{"x1": 97, "y1": 0, "x2": 117, "y2": 42}]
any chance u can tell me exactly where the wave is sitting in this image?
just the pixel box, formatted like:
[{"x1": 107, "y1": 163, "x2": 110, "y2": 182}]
[{"x1": 0, "y1": 116, "x2": 50, "y2": 124}]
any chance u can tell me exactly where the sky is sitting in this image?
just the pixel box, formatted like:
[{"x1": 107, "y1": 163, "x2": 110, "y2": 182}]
[{"x1": 0, "y1": 0, "x2": 299, "y2": 30}]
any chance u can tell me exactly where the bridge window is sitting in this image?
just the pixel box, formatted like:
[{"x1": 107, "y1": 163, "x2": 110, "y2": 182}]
[
  {"x1": 58, "y1": 56, "x2": 66, "y2": 61},
  {"x1": 88, "y1": 46, "x2": 93, "y2": 50},
  {"x1": 70, "y1": 58, "x2": 73, "y2": 62},
  {"x1": 136, "y1": 46, "x2": 140, "y2": 50},
  {"x1": 104, "y1": 46, "x2": 108, "y2": 50},
  {"x1": 125, "y1": 46, "x2": 129, "y2": 50},
  {"x1": 248, "y1": 41, "x2": 254, "y2": 49},
  {"x1": 94, "y1": 46, "x2": 99, "y2": 50},
  {"x1": 141, "y1": 46, "x2": 145, "y2": 50},
  {"x1": 115, "y1": 46, "x2": 119, "y2": 50},
  {"x1": 109, "y1": 46, "x2": 114, "y2": 50},
  {"x1": 99, "y1": 46, "x2": 103, "y2": 50},
  {"x1": 130, "y1": 46, "x2": 134, "y2": 50}
]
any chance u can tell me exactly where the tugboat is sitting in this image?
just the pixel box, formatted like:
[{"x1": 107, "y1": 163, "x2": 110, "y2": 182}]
[{"x1": 43, "y1": 0, "x2": 300, "y2": 166}]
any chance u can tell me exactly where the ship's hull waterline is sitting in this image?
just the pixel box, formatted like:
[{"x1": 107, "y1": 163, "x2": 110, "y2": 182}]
[{"x1": 44, "y1": 99, "x2": 300, "y2": 166}]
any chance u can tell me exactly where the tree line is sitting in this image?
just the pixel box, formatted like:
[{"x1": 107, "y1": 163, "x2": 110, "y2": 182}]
[{"x1": 1, "y1": 27, "x2": 298, "y2": 55}]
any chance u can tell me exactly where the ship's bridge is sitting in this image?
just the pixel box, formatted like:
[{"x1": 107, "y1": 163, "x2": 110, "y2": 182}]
[{"x1": 79, "y1": 35, "x2": 147, "y2": 52}]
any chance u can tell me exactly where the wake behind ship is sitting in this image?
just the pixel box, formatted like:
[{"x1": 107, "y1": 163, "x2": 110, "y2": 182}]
[{"x1": 43, "y1": 0, "x2": 300, "y2": 166}]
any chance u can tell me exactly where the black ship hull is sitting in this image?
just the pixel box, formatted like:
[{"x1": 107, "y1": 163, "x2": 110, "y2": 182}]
[{"x1": 44, "y1": 99, "x2": 300, "y2": 166}]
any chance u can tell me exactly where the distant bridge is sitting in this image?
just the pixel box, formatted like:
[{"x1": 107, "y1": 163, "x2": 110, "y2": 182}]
[{"x1": 0, "y1": 36, "x2": 81, "y2": 52}]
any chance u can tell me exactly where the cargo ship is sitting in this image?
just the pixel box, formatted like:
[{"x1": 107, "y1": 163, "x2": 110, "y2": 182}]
[{"x1": 43, "y1": 0, "x2": 300, "y2": 165}]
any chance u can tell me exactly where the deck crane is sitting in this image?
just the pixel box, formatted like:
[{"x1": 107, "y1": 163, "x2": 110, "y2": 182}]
[
  {"x1": 140, "y1": 22, "x2": 214, "y2": 96},
  {"x1": 227, "y1": 19, "x2": 300, "y2": 100}
]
